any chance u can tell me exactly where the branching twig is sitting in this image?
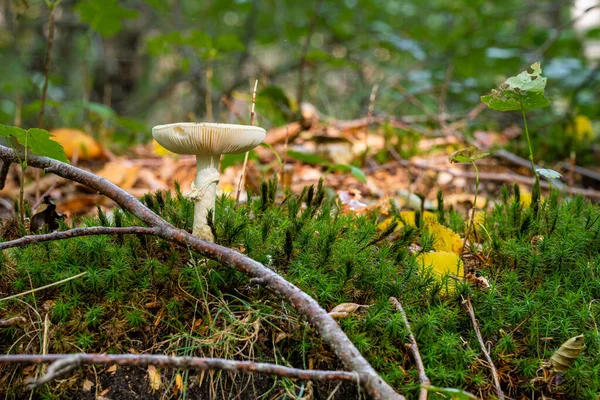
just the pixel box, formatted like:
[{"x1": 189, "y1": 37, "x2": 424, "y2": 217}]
[
  {"x1": 0, "y1": 354, "x2": 359, "y2": 390},
  {"x1": 0, "y1": 226, "x2": 158, "y2": 251},
  {"x1": 389, "y1": 297, "x2": 430, "y2": 400},
  {"x1": 0, "y1": 144, "x2": 404, "y2": 400},
  {"x1": 463, "y1": 297, "x2": 504, "y2": 400}
]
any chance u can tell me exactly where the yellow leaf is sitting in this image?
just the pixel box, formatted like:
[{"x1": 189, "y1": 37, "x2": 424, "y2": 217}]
[
  {"x1": 50, "y1": 128, "x2": 104, "y2": 160},
  {"x1": 152, "y1": 139, "x2": 175, "y2": 156},
  {"x1": 566, "y1": 115, "x2": 594, "y2": 141},
  {"x1": 425, "y1": 221, "x2": 463, "y2": 255},
  {"x1": 147, "y1": 365, "x2": 162, "y2": 392},
  {"x1": 377, "y1": 211, "x2": 437, "y2": 231},
  {"x1": 173, "y1": 373, "x2": 183, "y2": 397},
  {"x1": 417, "y1": 251, "x2": 464, "y2": 294}
]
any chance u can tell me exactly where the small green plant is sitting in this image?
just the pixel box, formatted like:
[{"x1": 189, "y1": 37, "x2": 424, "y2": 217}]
[
  {"x1": 449, "y1": 146, "x2": 489, "y2": 251},
  {"x1": 481, "y1": 62, "x2": 560, "y2": 213}
]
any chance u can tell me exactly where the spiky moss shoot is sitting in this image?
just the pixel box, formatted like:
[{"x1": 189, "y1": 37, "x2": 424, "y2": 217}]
[{"x1": 1, "y1": 181, "x2": 600, "y2": 399}]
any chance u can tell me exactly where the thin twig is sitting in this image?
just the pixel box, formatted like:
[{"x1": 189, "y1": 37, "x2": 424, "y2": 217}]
[
  {"x1": 0, "y1": 226, "x2": 158, "y2": 251},
  {"x1": 395, "y1": 84, "x2": 438, "y2": 122},
  {"x1": 0, "y1": 272, "x2": 87, "y2": 304},
  {"x1": 235, "y1": 79, "x2": 259, "y2": 204},
  {"x1": 0, "y1": 144, "x2": 405, "y2": 400},
  {"x1": 463, "y1": 297, "x2": 504, "y2": 400},
  {"x1": 37, "y1": 5, "x2": 57, "y2": 128},
  {"x1": 0, "y1": 353, "x2": 360, "y2": 390},
  {"x1": 389, "y1": 297, "x2": 430, "y2": 400}
]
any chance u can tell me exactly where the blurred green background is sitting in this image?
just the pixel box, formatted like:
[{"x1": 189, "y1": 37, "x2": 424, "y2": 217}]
[{"x1": 0, "y1": 0, "x2": 599, "y2": 162}]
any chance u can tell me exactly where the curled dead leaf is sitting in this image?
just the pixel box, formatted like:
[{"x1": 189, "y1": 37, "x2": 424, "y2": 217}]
[
  {"x1": 550, "y1": 335, "x2": 585, "y2": 372},
  {"x1": 147, "y1": 365, "x2": 162, "y2": 392},
  {"x1": 329, "y1": 303, "x2": 369, "y2": 319}
]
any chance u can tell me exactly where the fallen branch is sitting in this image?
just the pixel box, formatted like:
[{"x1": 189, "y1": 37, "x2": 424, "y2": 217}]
[
  {"x1": 462, "y1": 297, "x2": 504, "y2": 400},
  {"x1": 0, "y1": 354, "x2": 359, "y2": 389},
  {"x1": 389, "y1": 297, "x2": 430, "y2": 400},
  {"x1": 0, "y1": 144, "x2": 404, "y2": 400},
  {"x1": 0, "y1": 226, "x2": 158, "y2": 251}
]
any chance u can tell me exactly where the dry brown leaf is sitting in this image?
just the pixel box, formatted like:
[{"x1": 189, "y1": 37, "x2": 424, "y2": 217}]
[
  {"x1": 147, "y1": 365, "x2": 162, "y2": 392},
  {"x1": 56, "y1": 195, "x2": 102, "y2": 215},
  {"x1": 50, "y1": 128, "x2": 105, "y2": 161},
  {"x1": 106, "y1": 365, "x2": 118, "y2": 374},
  {"x1": 96, "y1": 159, "x2": 140, "y2": 189},
  {"x1": 173, "y1": 373, "x2": 183, "y2": 397},
  {"x1": 82, "y1": 379, "x2": 94, "y2": 392},
  {"x1": 275, "y1": 331, "x2": 289, "y2": 344},
  {"x1": 328, "y1": 303, "x2": 369, "y2": 319}
]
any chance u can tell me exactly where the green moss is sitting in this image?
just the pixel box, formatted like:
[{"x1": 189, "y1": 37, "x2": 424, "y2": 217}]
[{"x1": 1, "y1": 181, "x2": 599, "y2": 398}]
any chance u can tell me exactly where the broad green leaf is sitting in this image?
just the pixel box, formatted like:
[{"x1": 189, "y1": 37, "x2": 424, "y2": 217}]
[
  {"x1": 0, "y1": 124, "x2": 27, "y2": 141},
  {"x1": 286, "y1": 150, "x2": 327, "y2": 165},
  {"x1": 423, "y1": 385, "x2": 478, "y2": 399},
  {"x1": 75, "y1": 0, "x2": 139, "y2": 38},
  {"x1": 215, "y1": 34, "x2": 245, "y2": 52},
  {"x1": 536, "y1": 168, "x2": 562, "y2": 180},
  {"x1": 349, "y1": 165, "x2": 367, "y2": 183},
  {"x1": 221, "y1": 151, "x2": 257, "y2": 172},
  {"x1": 328, "y1": 164, "x2": 367, "y2": 183},
  {"x1": 449, "y1": 146, "x2": 490, "y2": 163},
  {"x1": 481, "y1": 62, "x2": 551, "y2": 111},
  {"x1": 25, "y1": 129, "x2": 70, "y2": 163},
  {"x1": 85, "y1": 102, "x2": 116, "y2": 120},
  {"x1": 0, "y1": 125, "x2": 69, "y2": 163}
]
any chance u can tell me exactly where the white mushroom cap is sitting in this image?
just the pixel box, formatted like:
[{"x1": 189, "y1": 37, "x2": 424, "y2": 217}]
[{"x1": 152, "y1": 122, "x2": 266, "y2": 155}]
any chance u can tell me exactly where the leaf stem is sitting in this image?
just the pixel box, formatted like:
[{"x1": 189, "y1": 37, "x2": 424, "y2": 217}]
[
  {"x1": 520, "y1": 102, "x2": 540, "y2": 211},
  {"x1": 462, "y1": 162, "x2": 479, "y2": 257}
]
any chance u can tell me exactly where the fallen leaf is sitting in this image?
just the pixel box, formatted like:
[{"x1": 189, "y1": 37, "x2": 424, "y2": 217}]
[
  {"x1": 82, "y1": 379, "x2": 94, "y2": 392},
  {"x1": 106, "y1": 364, "x2": 118, "y2": 374},
  {"x1": 425, "y1": 221, "x2": 463, "y2": 255},
  {"x1": 329, "y1": 303, "x2": 369, "y2": 319},
  {"x1": 50, "y1": 128, "x2": 105, "y2": 161},
  {"x1": 417, "y1": 251, "x2": 464, "y2": 293},
  {"x1": 96, "y1": 159, "x2": 140, "y2": 189},
  {"x1": 147, "y1": 365, "x2": 162, "y2": 392},
  {"x1": 173, "y1": 373, "x2": 183, "y2": 397},
  {"x1": 275, "y1": 331, "x2": 289, "y2": 344}
]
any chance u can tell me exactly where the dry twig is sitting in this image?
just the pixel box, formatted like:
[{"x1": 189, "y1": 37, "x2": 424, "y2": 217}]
[
  {"x1": 463, "y1": 297, "x2": 504, "y2": 400},
  {"x1": 236, "y1": 79, "x2": 259, "y2": 204},
  {"x1": 0, "y1": 354, "x2": 359, "y2": 390},
  {"x1": 389, "y1": 297, "x2": 430, "y2": 400},
  {"x1": 0, "y1": 143, "x2": 405, "y2": 400},
  {"x1": 0, "y1": 316, "x2": 27, "y2": 328}
]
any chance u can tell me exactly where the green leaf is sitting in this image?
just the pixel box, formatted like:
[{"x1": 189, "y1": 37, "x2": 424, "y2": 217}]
[
  {"x1": 0, "y1": 125, "x2": 69, "y2": 163},
  {"x1": 0, "y1": 124, "x2": 27, "y2": 141},
  {"x1": 349, "y1": 165, "x2": 367, "y2": 183},
  {"x1": 449, "y1": 146, "x2": 490, "y2": 163},
  {"x1": 220, "y1": 151, "x2": 258, "y2": 172},
  {"x1": 286, "y1": 150, "x2": 327, "y2": 165},
  {"x1": 75, "y1": 0, "x2": 139, "y2": 38},
  {"x1": 536, "y1": 168, "x2": 562, "y2": 180},
  {"x1": 25, "y1": 129, "x2": 70, "y2": 163},
  {"x1": 423, "y1": 385, "x2": 478, "y2": 399},
  {"x1": 481, "y1": 62, "x2": 551, "y2": 111}
]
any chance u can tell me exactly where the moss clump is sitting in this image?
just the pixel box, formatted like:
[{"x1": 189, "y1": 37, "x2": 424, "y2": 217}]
[{"x1": 1, "y1": 180, "x2": 599, "y2": 399}]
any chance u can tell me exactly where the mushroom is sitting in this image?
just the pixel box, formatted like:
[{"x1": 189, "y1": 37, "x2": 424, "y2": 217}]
[{"x1": 152, "y1": 122, "x2": 266, "y2": 241}]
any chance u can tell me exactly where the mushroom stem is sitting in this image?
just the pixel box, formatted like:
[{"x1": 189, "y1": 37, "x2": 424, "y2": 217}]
[{"x1": 189, "y1": 155, "x2": 220, "y2": 241}]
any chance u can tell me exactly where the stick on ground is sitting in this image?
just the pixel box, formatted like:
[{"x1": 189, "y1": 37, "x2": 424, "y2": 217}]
[
  {"x1": 0, "y1": 354, "x2": 360, "y2": 390},
  {"x1": 463, "y1": 297, "x2": 504, "y2": 400},
  {"x1": 390, "y1": 297, "x2": 430, "y2": 400}
]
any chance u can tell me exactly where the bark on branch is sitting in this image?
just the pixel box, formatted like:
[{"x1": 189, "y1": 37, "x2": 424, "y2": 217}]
[
  {"x1": 0, "y1": 354, "x2": 360, "y2": 389},
  {"x1": 0, "y1": 144, "x2": 404, "y2": 400}
]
